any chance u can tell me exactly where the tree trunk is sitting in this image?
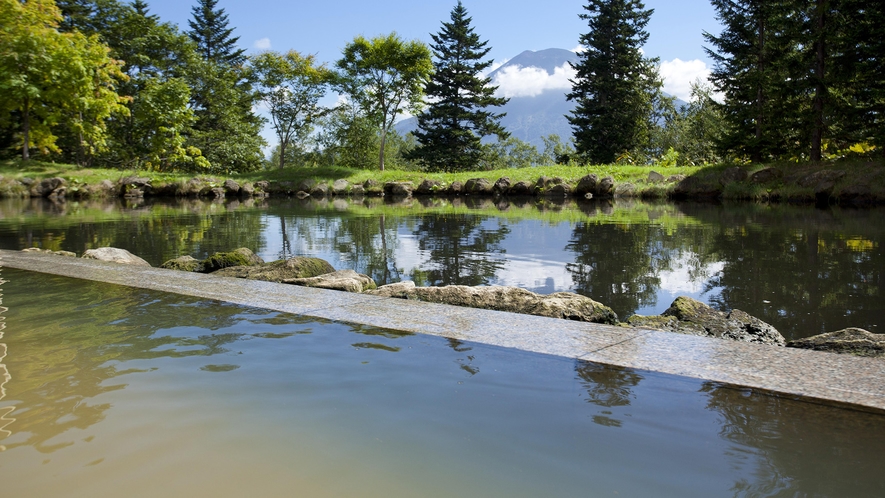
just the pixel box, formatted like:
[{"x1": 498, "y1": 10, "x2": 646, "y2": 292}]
[
  {"x1": 22, "y1": 98, "x2": 30, "y2": 161},
  {"x1": 810, "y1": 0, "x2": 826, "y2": 163},
  {"x1": 753, "y1": 16, "x2": 765, "y2": 164},
  {"x1": 279, "y1": 141, "x2": 286, "y2": 170},
  {"x1": 378, "y1": 129, "x2": 387, "y2": 171}
]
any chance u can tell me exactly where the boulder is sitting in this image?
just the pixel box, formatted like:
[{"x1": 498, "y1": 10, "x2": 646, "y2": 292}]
[
  {"x1": 309, "y1": 183, "x2": 329, "y2": 198},
  {"x1": 22, "y1": 247, "x2": 76, "y2": 257},
  {"x1": 627, "y1": 296, "x2": 785, "y2": 345},
  {"x1": 212, "y1": 256, "x2": 335, "y2": 282},
  {"x1": 363, "y1": 179, "x2": 384, "y2": 196},
  {"x1": 384, "y1": 181, "x2": 414, "y2": 197},
  {"x1": 367, "y1": 283, "x2": 619, "y2": 324},
  {"x1": 720, "y1": 167, "x2": 749, "y2": 186},
  {"x1": 160, "y1": 255, "x2": 204, "y2": 272},
  {"x1": 597, "y1": 176, "x2": 615, "y2": 197},
  {"x1": 331, "y1": 179, "x2": 350, "y2": 196},
  {"x1": 416, "y1": 179, "x2": 444, "y2": 195},
  {"x1": 647, "y1": 170, "x2": 665, "y2": 183},
  {"x1": 350, "y1": 184, "x2": 365, "y2": 197},
  {"x1": 667, "y1": 174, "x2": 686, "y2": 183},
  {"x1": 673, "y1": 175, "x2": 722, "y2": 198},
  {"x1": 613, "y1": 182, "x2": 636, "y2": 197},
  {"x1": 509, "y1": 181, "x2": 532, "y2": 196},
  {"x1": 448, "y1": 181, "x2": 464, "y2": 195},
  {"x1": 544, "y1": 183, "x2": 572, "y2": 197},
  {"x1": 493, "y1": 177, "x2": 512, "y2": 194},
  {"x1": 240, "y1": 182, "x2": 255, "y2": 197},
  {"x1": 283, "y1": 269, "x2": 376, "y2": 292},
  {"x1": 82, "y1": 247, "x2": 151, "y2": 266},
  {"x1": 297, "y1": 179, "x2": 317, "y2": 193},
  {"x1": 201, "y1": 248, "x2": 264, "y2": 273},
  {"x1": 797, "y1": 169, "x2": 846, "y2": 197},
  {"x1": 787, "y1": 328, "x2": 885, "y2": 357},
  {"x1": 750, "y1": 167, "x2": 783, "y2": 184},
  {"x1": 575, "y1": 174, "x2": 599, "y2": 196},
  {"x1": 30, "y1": 177, "x2": 67, "y2": 197},
  {"x1": 223, "y1": 179, "x2": 241, "y2": 195},
  {"x1": 464, "y1": 178, "x2": 494, "y2": 195}
]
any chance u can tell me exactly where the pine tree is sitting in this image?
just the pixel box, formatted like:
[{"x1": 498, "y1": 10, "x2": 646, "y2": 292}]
[
  {"x1": 187, "y1": 0, "x2": 245, "y2": 67},
  {"x1": 407, "y1": 1, "x2": 509, "y2": 172},
  {"x1": 567, "y1": 0, "x2": 661, "y2": 165},
  {"x1": 704, "y1": 0, "x2": 798, "y2": 162}
]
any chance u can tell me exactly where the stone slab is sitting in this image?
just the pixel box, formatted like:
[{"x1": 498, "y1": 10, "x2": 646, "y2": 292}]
[{"x1": 2, "y1": 249, "x2": 883, "y2": 413}]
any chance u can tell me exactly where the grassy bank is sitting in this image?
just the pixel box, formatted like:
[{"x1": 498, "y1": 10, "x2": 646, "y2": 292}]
[{"x1": 3, "y1": 158, "x2": 884, "y2": 203}]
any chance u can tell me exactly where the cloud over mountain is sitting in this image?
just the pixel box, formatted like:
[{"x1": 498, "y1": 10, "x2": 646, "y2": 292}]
[{"x1": 492, "y1": 62, "x2": 576, "y2": 98}]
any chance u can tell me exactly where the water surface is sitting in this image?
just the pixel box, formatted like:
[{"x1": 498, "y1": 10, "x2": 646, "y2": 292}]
[{"x1": 1, "y1": 196, "x2": 881, "y2": 340}]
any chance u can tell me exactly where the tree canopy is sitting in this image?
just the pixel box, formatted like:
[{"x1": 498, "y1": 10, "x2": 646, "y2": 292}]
[
  {"x1": 336, "y1": 33, "x2": 432, "y2": 171},
  {"x1": 407, "y1": 1, "x2": 509, "y2": 172}
]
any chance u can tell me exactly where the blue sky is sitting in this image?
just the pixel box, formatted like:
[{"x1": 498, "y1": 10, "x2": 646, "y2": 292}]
[
  {"x1": 145, "y1": 0, "x2": 721, "y2": 100},
  {"x1": 143, "y1": 0, "x2": 722, "y2": 148}
]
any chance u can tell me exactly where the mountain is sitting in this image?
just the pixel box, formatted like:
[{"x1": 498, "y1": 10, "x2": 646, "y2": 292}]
[{"x1": 397, "y1": 48, "x2": 686, "y2": 150}]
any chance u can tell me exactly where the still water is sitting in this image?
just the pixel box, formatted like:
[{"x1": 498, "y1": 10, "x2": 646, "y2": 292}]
[
  {"x1": 1, "y1": 196, "x2": 882, "y2": 340},
  {"x1": 0, "y1": 269, "x2": 883, "y2": 497}
]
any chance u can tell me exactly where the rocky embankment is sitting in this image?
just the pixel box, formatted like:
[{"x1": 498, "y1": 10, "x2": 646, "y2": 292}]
[
  {"x1": 21, "y1": 246, "x2": 884, "y2": 356},
  {"x1": 3, "y1": 164, "x2": 882, "y2": 204}
]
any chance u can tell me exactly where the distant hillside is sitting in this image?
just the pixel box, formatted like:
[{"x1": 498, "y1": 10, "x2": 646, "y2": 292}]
[{"x1": 398, "y1": 48, "x2": 686, "y2": 149}]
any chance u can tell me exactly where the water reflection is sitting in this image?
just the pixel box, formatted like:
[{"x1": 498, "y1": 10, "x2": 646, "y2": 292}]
[
  {"x1": 700, "y1": 382, "x2": 885, "y2": 497},
  {"x1": 575, "y1": 361, "x2": 643, "y2": 428},
  {"x1": 1, "y1": 197, "x2": 882, "y2": 339}
]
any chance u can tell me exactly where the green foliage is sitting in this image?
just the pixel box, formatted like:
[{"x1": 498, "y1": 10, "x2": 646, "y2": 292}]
[
  {"x1": 0, "y1": 0, "x2": 128, "y2": 162},
  {"x1": 648, "y1": 81, "x2": 724, "y2": 165},
  {"x1": 187, "y1": 0, "x2": 245, "y2": 66},
  {"x1": 567, "y1": 0, "x2": 661, "y2": 165},
  {"x1": 251, "y1": 50, "x2": 334, "y2": 170},
  {"x1": 480, "y1": 136, "x2": 546, "y2": 169},
  {"x1": 336, "y1": 33, "x2": 432, "y2": 171},
  {"x1": 541, "y1": 134, "x2": 578, "y2": 165},
  {"x1": 407, "y1": 1, "x2": 509, "y2": 172}
]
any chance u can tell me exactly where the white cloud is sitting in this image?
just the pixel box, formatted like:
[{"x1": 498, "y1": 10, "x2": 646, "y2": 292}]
[
  {"x1": 481, "y1": 58, "x2": 510, "y2": 77},
  {"x1": 253, "y1": 37, "x2": 272, "y2": 50},
  {"x1": 659, "y1": 58, "x2": 711, "y2": 102},
  {"x1": 570, "y1": 45, "x2": 585, "y2": 53},
  {"x1": 492, "y1": 62, "x2": 576, "y2": 98}
]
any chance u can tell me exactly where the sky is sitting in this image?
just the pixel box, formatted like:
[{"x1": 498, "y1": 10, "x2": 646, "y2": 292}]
[{"x1": 143, "y1": 0, "x2": 723, "y2": 147}]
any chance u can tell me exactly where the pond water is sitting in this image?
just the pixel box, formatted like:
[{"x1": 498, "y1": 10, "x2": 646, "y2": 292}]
[
  {"x1": 1, "y1": 196, "x2": 882, "y2": 340},
  {"x1": 1, "y1": 268, "x2": 883, "y2": 497}
]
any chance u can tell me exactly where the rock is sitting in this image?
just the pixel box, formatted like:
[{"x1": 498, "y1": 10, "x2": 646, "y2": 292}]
[
  {"x1": 750, "y1": 167, "x2": 783, "y2": 184},
  {"x1": 628, "y1": 296, "x2": 785, "y2": 345},
  {"x1": 363, "y1": 179, "x2": 384, "y2": 196},
  {"x1": 118, "y1": 176, "x2": 151, "y2": 197},
  {"x1": 673, "y1": 175, "x2": 722, "y2": 198},
  {"x1": 240, "y1": 182, "x2": 255, "y2": 197},
  {"x1": 647, "y1": 170, "x2": 665, "y2": 183},
  {"x1": 493, "y1": 177, "x2": 512, "y2": 194},
  {"x1": 416, "y1": 179, "x2": 444, "y2": 195},
  {"x1": 309, "y1": 183, "x2": 329, "y2": 198},
  {"x1": 544, "y1": 183, "x2": 572, "y2": 197},
  {"x1": 464, "y1": 178, "x2": 494, "y2": 195},
  {"x1": 613, "y1": 182, "x2": 636, "y2": 197},
  {"x1": 787, "y1": 328, "x2": 885, "y2": 357},
  {"x1": 223, "y1": 179, "x2": 240, "y2": 195},
  {"x1": 719, "y1": 167, "x2": 749, "y2": 186},
  {"x1": 596, "y1": 176, "x2": 615, "y2": 197},
  {"x1": 384, "y1": 181, "x2": 414, "y2": 197},
  {"x1": 212, "y1": 256, "x2": 335, "y2": 282},
  {"x1": 160, "y1": 255, "x2": 203, "y2": 272},
  {"x1": 30, "y1": 177, "x2": 67, "y2": 197},
  {"x1": 667, "y1": 174, "x2": 686, "y2": 183},
  {"x1": 201, "y1": 248, "x2": 264, "y2": 273},
  {"x1": 332, "y1": 179, "x2": 350, "y2": 195},
  {"x1": 22, "y1": 247, "x2": 76, "y2": 257},
  {"x1": 350, "y1": 184, "x2": 365, "y2": 197},
  {"x1": 82, "y1": 247, "x2": 151, "y2": 266},
  {"x1": 838, "y1": 183, "x2": 875, "y2": 204},
  {"x1": 448, "y1": 181, "x2": 464, "y2": 195},
  {"x1": 297, "y1": 179, "x2": 317, "y2": 192},
  {"x1": 210, "y1": 187, "x2": 226, "y2": 199},
  {"x1": 575, "y1": 174, "x2": 599, "y2": 196},
  {"x1": 797, "y1": 169, "x2": 846, "y2": 197},
  {"x1": 367, "y1": 284, "x2": 619, "y2": 324},
  {"x1": 509, "y1": 181, "x2": 533, "y2": 196},
  {"x1": 283, "y1": 269, "x2": 376, "y2": 292}
]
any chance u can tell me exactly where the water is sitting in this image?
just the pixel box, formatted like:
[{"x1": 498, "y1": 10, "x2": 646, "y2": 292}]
[
  {"x1": 1, "y1": 196, "x2": 882, "y2": 340},
  {"x1": 0, "y1": 268, "x2": 883, "y2": 497}
]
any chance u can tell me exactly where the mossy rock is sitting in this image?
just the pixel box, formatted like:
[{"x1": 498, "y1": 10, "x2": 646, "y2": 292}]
[
  {"x1": 160, "y1": 255, "x2": 204, "y2": 272},
  {"x1": 201, "y1": 248, "x2": 264, "y2": 273},
  {"x1": 212, "y1": 256, "x2": 335, "y2": 282}
]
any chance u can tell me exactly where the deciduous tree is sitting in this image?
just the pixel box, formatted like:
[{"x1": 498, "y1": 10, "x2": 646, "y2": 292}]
[
  {"x1": 251, "y1": 50, "x2": 333, "y2": 170},
  {"x1": 336, "y1": 33, "x2": 432, "y2": 171}
]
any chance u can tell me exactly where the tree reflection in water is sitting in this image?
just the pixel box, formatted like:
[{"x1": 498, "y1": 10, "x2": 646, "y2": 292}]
[
  {"x1": 700, "y1": 382, "x2": 885, "y2": 497},
  {"x1": 575, "y1": 361, "x2": 643, "y2": 428}
]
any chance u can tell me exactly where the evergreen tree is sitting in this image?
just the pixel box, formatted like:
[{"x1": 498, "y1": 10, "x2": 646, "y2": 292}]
[
  {"x1": 187, "y1": 0, "x2": 245, "y2": 67},
  {"x1": 407, "y1": 1, "x2": 509, "y2": 172},
  {"x1": 567, "y1": 0, "x2": 661, "y2": 165},
  {"x1": 704, "y1": 0, "x2": 798, "y2": 162}
]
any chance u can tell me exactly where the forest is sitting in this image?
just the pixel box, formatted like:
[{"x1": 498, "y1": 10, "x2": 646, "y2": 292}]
[{"x1": 1, "y1": 0, "x2": 882, "y2": 174}]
